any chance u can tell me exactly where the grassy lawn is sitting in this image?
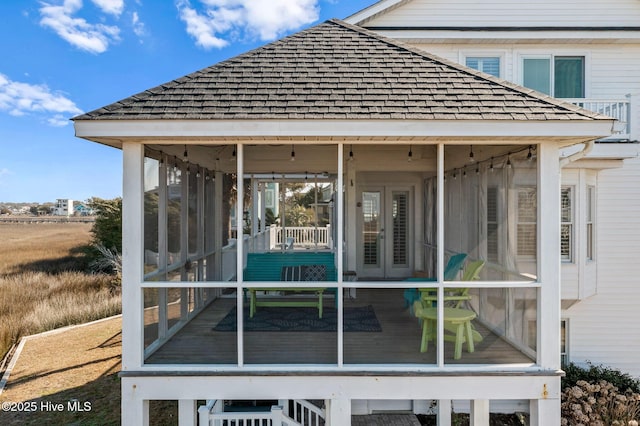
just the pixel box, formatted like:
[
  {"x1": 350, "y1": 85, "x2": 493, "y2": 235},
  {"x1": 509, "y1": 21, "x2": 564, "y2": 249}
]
[
  {"x1": 0, "y1": 223, "x2": 121, "y2": 362},
  {"x1": 0, "y1": 222, "x2": 179, "y2": 425}
]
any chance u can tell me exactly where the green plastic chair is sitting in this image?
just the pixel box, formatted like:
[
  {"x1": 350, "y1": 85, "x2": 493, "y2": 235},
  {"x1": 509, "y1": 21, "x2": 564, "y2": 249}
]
[
  {"x1": 420, "y1": 259, "x2": 484, "y2": 308},
  {"x1": 403, "y1": 253, "x2": 468, "y2": 311}
]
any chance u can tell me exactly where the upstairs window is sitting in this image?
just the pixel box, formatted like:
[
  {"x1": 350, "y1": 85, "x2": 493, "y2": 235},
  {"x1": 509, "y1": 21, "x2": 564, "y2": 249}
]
[
  {"x1": 561, "y1": 186, "x2": 573, "y2": 262},
  {"x1": 522, "y1": 56, "x2": 585, "y2": 98},
  {"x1": 587, "y1": 186, "x2": 595, "y2": 260},
  {"x1": 561, "y1": 319, "x2": 569, "y2": 367},
  {"x1": 517, "y1": 186, "x2": 537, "y2": 260},
  {"x1": 466, "y1": 56, "x2": 501, "y2": 77}
]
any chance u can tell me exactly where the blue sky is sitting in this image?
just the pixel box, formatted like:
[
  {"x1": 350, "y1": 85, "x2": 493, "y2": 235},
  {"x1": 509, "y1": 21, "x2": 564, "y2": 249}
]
[{"x1": 0, "y1": 0, "x2": 373, "y2": 203}]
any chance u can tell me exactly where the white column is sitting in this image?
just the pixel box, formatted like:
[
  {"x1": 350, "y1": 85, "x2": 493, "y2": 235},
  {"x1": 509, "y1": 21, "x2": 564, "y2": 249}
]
[
  {"x1": 214, "y1": 171, "x2": 224, "y2": 280},
  {"x1": 437, "y1": 399, "x2": 451, "y2": 426},
  {"x1": 236, "y1": 144, "x2": 244, "y2": 367},
  {"x1": 436, "y1": 143, "x2": 445, "y2": 367},
  {"x1": 121, "y1": 378, "x2": 149, "y2": 426},
  {"x1": 470, "y1": 399, "x2": 490, "y2": 426},
  {"x1": 346, "y1": 159, "x2": 357, "y2": 273},
  {"x1": 325, "y1": 397, "x2": 350, "y2": 426},
  {"x1": 121, "y1": 142, "x2": 145, "y2": 370},
  {"x1": 536, "y1": 142, "x2": 562, "y2": 425},
  {"x1": 178, "y1": 399, "x2": 197, "y2": 426},
  {"x1": 530, "y1": 398, "x2": 561, "y2": 426},
  {"x1": 538, "y1": 142, "x2": 561, "y2": 369},
  {"x1": 337, "y1": 143, "x2": 344, "y2": 366}
]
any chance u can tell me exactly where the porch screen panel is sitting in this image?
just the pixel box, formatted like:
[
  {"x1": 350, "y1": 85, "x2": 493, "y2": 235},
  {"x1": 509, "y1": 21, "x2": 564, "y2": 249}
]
[
  {"x1": 167, "y1": 164, "x2": 183, "y2": 271},
  {"x1": 143, "y1": 156, "x2": 160, "y2": 276},
  {"x1": 392, "y1": 191, "x2": 409, "y2": 266},
  {"x1": 362, "y1": 191, "x2": 381, "y2": 267}
]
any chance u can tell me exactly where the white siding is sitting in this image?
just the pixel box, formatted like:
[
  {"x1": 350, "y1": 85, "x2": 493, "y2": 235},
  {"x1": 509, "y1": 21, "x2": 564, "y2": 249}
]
[
  {"x1": 410, "y1": 43, "x2": 640, "y2": 98},
  {"x1": 564, "y1": 156, "x2": 640, "y2": 377},
  {"x1": 364, "y1": 0, "x2": 640, "y2": 27},
  {"x1": 408, "y1": 43, "x2": 640, "y2": 140}
]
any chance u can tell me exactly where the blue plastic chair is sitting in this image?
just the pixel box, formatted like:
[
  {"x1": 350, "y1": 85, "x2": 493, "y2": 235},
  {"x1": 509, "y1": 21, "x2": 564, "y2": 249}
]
[{"x1": 404, "y1": 253, "x2": 468, "y2": 310}]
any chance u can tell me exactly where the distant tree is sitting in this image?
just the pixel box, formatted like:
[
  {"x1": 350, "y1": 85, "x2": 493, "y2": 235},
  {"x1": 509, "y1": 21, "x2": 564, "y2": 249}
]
[
  {"x1": 265, "y1": 208, "x2": 278, "y2": 226},
  {"x1": 29, "y1": 206, "x2": 39, "y2": 216},
  {"x1": 87, "y1": 197, "x2": 122, "y2": 253},
  {"x1": 0, "y1": 206, "x2": 10, "y2": 215}
]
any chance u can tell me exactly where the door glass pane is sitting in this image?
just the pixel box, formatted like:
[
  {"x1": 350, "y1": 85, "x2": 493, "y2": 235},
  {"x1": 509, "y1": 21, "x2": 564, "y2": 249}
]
[
  {"x1": 523, "y1": 58, "x2": 551, "y2": 95},
  {"x1": 362, "y1": 192, "x2": 381, "y2": 267},
  {"x1": 392, "y1": 191, "x2": 409, "y2": 266},
  {"x1": 554, "y1": 57, "x2": 584, "y2": 98}
]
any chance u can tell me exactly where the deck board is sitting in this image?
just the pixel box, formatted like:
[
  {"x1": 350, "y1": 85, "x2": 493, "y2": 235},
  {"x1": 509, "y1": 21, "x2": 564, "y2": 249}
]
[{"x1": 146, "y1": 289, "x2": 533, "y2": 366}]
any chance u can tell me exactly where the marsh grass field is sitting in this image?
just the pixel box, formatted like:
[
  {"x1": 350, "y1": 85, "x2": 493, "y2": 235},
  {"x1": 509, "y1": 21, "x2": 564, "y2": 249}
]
[{"x1": 0, "y1": 222, "x2": 121, "y2": 363}]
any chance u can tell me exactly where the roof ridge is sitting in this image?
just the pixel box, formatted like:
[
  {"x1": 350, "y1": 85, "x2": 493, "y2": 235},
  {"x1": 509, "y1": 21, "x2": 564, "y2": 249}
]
[{"x1": 328, "y1": 18, "x2": 609, "y2": 121}]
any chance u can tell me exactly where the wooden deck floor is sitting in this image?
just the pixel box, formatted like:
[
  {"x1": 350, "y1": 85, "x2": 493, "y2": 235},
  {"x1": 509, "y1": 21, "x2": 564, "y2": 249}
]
[{"x1": 146, "y1": 289, "x2": 533, "y2": 366}]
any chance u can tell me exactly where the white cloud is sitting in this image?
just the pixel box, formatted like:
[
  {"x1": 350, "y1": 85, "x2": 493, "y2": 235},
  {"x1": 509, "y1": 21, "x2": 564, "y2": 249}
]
[
  {"x1": 132, "y1": 11, "x2": 146, "y2": 38},
  {"x1": 0, "y1": 74, "x2": 82, "y2": 126},
  {"x1": 91, "y1": 0, "x2": 124, "y2": 16},
  {"x1": 39, "y1": 0, "x2": 121, "y2": 54},
  {"x1": 176, "y1": 0, "x2": 320, "y2": 49}
]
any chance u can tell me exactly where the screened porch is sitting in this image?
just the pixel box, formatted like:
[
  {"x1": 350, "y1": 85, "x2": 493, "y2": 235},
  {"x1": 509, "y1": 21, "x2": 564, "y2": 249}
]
[{"x1": 139, "y1": 142, "x2": 544, "y2": 369}]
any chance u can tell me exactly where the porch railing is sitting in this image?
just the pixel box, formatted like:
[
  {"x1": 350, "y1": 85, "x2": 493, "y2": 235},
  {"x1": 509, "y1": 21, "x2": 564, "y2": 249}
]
[
  {"x1": 564, "y1": 97, "x2": 631, "y2": 140},
  {"x1": 199, "y1": 399, "x2": 325, "y2": 425},
  {"x1": 274, "y1": 225, "x2": 331, "y2": 249},
  {"x1": 250, "y1": 225, "x2": 332, "y2": 251}
]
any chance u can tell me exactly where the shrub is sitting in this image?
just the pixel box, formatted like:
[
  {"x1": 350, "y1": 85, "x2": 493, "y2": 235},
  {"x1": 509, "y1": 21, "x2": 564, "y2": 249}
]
[
  {"x1": 87, "y1": 197, "x2": 122, "y2": 253},
  {"x1": 564, "y1": 362, "x2": 640, "y2": 394},
  {"x1": 561, "y1": 380, "x2": 640, "y2": 426}
]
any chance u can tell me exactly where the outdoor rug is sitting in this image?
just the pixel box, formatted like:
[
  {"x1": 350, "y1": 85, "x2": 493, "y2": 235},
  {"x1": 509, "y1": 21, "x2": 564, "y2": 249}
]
[{"x1": 213, "y1": 305, "x2": 382, "y2": 332}]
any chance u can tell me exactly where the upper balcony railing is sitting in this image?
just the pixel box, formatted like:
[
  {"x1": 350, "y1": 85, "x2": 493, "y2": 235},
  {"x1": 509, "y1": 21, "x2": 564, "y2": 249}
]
[
  {"x1": 249, "y1": 225, "x2": 333, "y2": 252},
  {"x1": 564, "y1": 97, "x2": 631, "y2": 140}
]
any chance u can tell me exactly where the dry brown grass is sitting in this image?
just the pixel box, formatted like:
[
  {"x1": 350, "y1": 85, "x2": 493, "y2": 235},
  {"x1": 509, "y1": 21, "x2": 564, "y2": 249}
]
[{"x1": 0, "y1": 223, "x2": 121, "y2": 361}]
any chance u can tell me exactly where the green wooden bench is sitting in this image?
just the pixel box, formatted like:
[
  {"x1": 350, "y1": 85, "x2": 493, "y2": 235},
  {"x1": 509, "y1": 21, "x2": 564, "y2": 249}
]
[{"x1": 243, "y1": 252, "x2": 337, "y2": 318}]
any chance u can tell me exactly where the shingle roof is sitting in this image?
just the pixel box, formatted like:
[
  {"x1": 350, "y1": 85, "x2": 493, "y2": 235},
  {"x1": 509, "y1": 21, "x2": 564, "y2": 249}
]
[{"x1": 73, "y1": 19, "x2": 607, "y2": 122}]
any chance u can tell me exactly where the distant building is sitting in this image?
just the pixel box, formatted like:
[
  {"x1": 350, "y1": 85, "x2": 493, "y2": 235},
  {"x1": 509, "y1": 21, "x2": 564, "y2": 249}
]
[
  {"x1": 52, "y1": 199, "x2": 73, "y2": 216},
  {"x1": 74, "y1": 203, "x2": 94, "y2": 216}
]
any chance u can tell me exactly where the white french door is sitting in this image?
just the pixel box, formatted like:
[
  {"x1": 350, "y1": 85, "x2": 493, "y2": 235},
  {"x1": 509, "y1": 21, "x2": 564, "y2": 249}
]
[{"x1": 357, "y1": 186, "x2": 412, "y2": 279}]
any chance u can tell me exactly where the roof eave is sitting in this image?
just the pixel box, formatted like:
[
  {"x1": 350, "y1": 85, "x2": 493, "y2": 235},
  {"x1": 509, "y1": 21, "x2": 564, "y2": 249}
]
[{"x1": 74, "y1": 118, "x2": 615, "y2": 149}]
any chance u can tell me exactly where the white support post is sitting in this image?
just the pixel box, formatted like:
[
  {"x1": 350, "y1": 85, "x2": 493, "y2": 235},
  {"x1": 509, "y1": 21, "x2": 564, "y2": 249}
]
[
  {"x1": 197, "y1": 166, "x2": 205, "y2": 286},
  {"x1": 214, "y1": 171, "x2": 224, "y2": 281},
  {"x1": 437, "y1": 399, "x2": 451, "y2": 426},
  {"x1": 536, "y1": 142, "x2": 562, "y2": 425},
  {"x1": 121, "y1": 378, "x2": 149, "y2": 426},
  {"x1": 436, "y1": 143, "x2": 445, "y2": 367},
  {"x1": 346, "y1": 157, "x2": 357, "y2": 274},
  {"x1": 337, "y1": 143, "x2": 344, "y2": 367},
  {"x1": 538, "y1": 143, "x2": 561, "y2": 369},
  {"x1": 180, "y1": 161, "x2": 189, "y2": 318},
  {"x1": 178, "y1": 399, "x2": 197, "y2": 426},
  {"x1": 530, "y1": 398, "x2": 561, "y2": 426},
  {"x1": 470, "y1": 399, "x2": 490, "y2": 426},
  {"x1": 236, "y1": 144, "x2": 244, "y2": 367},
  {"x1": 325, "y1": 397, "x2": 350, "y2": 426},
  {"x1": 121, "y1": 142, "x2": 145, "y2": 370},
  {"x1": 251, "y1": 178, "x2": 259, "y2": 249}
]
